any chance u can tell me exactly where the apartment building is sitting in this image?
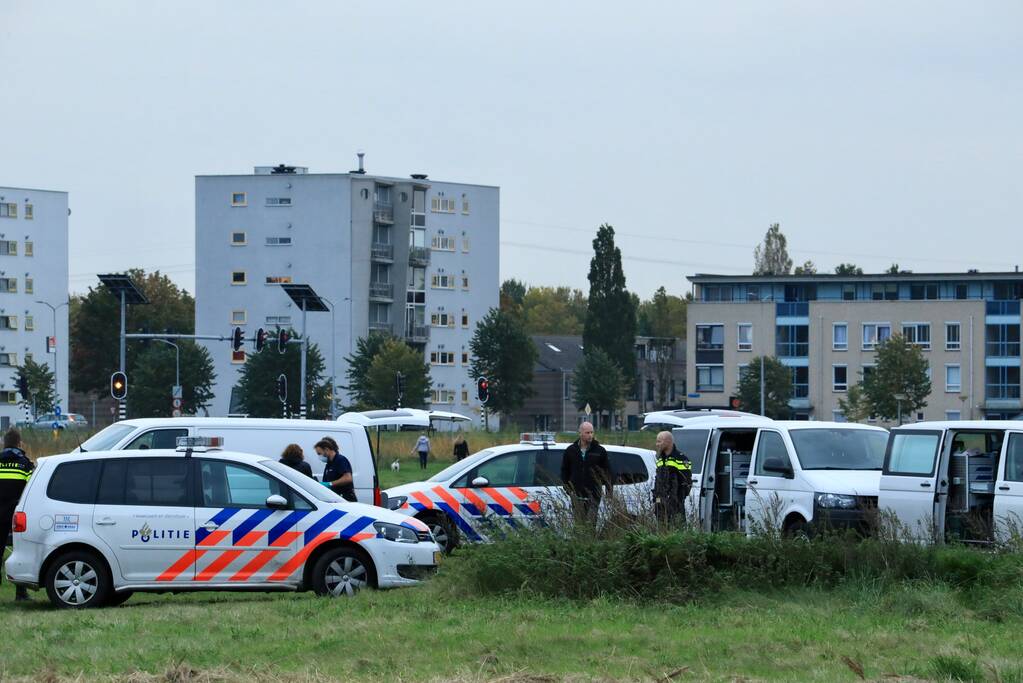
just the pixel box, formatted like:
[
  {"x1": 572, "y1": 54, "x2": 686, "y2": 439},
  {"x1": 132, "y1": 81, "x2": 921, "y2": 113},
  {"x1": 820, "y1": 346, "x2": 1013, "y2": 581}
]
[
  {"x1": 0, "y1": 186, "x2": 69, "y2": 428},
  {"x1": 686, "y1": 272, "x2": 1023, "y2": 422},
  {"x1": 195, "y1": 161, "x2": 499, "y2": 418}
]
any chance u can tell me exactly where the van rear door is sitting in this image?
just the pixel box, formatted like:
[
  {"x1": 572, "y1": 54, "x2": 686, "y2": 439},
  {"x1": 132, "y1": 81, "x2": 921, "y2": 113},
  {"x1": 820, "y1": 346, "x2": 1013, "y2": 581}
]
[
  {"x1": 993, "y1": 430, "x2": 1023, "y2": 542},
  {"x1": 879, "y1": 429, "x2": 945, "y2": 541},
  {"x1": 671, "y1": 427, "x2": 710, "y2": 524}
]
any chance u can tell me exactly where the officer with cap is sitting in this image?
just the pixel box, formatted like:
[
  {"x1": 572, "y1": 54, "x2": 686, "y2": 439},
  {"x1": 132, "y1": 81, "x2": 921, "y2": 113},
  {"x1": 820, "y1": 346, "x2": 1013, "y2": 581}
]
[{"x1": 1, "y1": 428, "x2": 33, "y2": 601}]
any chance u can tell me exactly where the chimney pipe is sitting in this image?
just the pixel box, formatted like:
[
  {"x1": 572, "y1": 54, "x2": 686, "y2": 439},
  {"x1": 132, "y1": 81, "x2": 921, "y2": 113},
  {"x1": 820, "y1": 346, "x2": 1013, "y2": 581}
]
[{"x1": 357, "y1": 152, "x2": 365, "y2": 173}]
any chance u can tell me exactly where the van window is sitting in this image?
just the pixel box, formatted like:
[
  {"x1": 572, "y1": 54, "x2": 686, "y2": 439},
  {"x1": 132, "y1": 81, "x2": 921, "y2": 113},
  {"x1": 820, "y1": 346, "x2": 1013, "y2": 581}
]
[
  {"x1": 1004, "y1": 434, "x2": 1023, "y2": 483},
  {"x1": 97, "y1": 458, "x2": 191, "y2": 506},
  {"x1": 47, "y1": 461, "x2": 102, "y2": 504},
  {"x1": 125, "y1": 428, "x2": 189, "y2": 450},
  {"x1": 199, "y1": 459, "x2": 304, "y2": 509},
  {"x1": 608, "y1": 451, "x2": 649, "y2": 484},
  {"x1": 789, "y1": 428, "x2": 887, "y2": 470},
  {"x1": 885, "y1": 432, "x2": 941, "y2": 476},
  {"x1": 80, "y1": 424, "x2": 136, "y2": 452},
  {"x1": 673, "y1": 429, "x2": 709, "y2": 475},
  {"x1": 753, "y1": 431, "x2": 791, "y2": 477}
]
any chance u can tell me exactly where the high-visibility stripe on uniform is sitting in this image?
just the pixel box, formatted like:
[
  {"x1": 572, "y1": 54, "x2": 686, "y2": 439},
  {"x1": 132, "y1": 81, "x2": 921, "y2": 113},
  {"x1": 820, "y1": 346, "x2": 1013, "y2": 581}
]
[
  {"x1": 658, "y1": 459, "x2": 692, "y2": 472},
  {"x1": 0, "y1": 471, "x2": 30, "y2": 480}
]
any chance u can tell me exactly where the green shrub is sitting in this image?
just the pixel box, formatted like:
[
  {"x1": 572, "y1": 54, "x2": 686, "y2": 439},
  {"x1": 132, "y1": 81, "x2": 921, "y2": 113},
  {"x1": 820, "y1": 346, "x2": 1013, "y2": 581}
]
[{"x1": 928, "y1": 654, "x2": 984, "y2": 682}]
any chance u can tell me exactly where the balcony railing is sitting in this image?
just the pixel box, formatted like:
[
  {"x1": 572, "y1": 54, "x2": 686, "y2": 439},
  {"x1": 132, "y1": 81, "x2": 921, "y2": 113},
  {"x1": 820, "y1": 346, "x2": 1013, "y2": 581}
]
[
  {"x1": 408, "y1": 246, "x2": 430, "y2": 265},
  {"x1": 371, "y1": 243, "x2": 393, "y2": 261},
  {"x1": 373, "y1": 202, "x2": 394, "y2": 224},
  {"x1": 986, "y1": 384, "x2": 1022, "y2": 400},
  {"x1": 987, "y1": 300, "x2": 1021, "y2": 316},
  {"x1": 986, "y1": 342, "x2": 1022, "y2": 357},
  {"x1": 369, "y1": 282, "x2": 394, "y2": 300},
  {"x1": 405, "y1": 324, "x2": 429, "y2": 342},
  {"x1": 776, "y1": 342, "x2": 809, "y2": 358},
  {"x1": 369, "y1": 320, "x2": 391, "y2": 332},
  {"x1": 776, "y1": 302, "x2": 809, "y2": 317}
]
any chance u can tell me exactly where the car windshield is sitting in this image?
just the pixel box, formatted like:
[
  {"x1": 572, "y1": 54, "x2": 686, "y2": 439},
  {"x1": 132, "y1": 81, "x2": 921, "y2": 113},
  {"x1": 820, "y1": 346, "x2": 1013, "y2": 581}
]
[
  {"x1": 788, "y1": 428, "x2": 888, "y2": 470},
  {"x1": 427, "y1": 449, "x2": 496, "y2": 482},
  {"x1": 260, "y1": 459, "x2": 341, "y2": 503},
  {"x1": 80, "y1": 424, "x2": 136, "y2": 452}
]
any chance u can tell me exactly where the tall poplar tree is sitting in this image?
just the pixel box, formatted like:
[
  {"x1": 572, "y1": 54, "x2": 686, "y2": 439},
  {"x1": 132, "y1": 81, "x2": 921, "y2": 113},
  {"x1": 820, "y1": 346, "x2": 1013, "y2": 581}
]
[
  {"x1": 583, "y1": 224, "x2": 637, "y2": 383},
  {"x1": 753, "y1": 223, "x2": 793, "y2": 275}
]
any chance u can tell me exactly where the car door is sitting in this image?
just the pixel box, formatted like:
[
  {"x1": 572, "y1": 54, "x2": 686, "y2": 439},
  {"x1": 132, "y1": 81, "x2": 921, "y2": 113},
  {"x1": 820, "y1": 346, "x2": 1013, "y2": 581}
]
[
  {"x1": 745, "y1": 429, "x2": 798, "y2": 533},
  {"x1": 993, "y1": 431, "x2": 1023, "y2": 542},
  {"x1": 92, "y1": 457, "x2": 195, "y2": 584},
  {"x1": 605, "y1": 450, "x2": 653, "y2": 515},
  {"x1": 451, "y1": 450, "x2": 544, "y2": 531},
  {"x1": 191, "y1": 458, "x2": 309, "y2": 585},
  {"x1": 878, "y1": 429, "x2": 946, "y2": 541},
  {"x1": 671, "y1": 428, "x2": 711, "y2": 523}
]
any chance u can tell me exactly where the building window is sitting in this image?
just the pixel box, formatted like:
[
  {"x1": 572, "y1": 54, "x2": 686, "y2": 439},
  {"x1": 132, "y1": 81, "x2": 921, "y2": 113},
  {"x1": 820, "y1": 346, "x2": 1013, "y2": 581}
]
[
  {"x1": 946, "y1": 410, "x2": 961, "y2": 421},
  {"x1": 955, "y1": 284, "x2": 969, "y2": 300},
  {"x1": 833, "y1": 410, "x2": 847, "y2": 423},
  {"x1": 431, "y1": 235, "x2": 456, "y2": 251},
  {"x1": 833, "y1": 323, "x2": 848, "y2": 351},
  {"x1": 431, "y1": 389, "x2": 456, "y2": 404},
  {"x1": 266, "y1": 315, "x2": 292, "y2": 326},
  {"x1": 24, "y1": 278, "x2": 32, "y2": 294},
  {"x1": 696, "y1": 365, "x2": 724, "y2": 392},
  {"x1": 862, "y1": 323, "x2": 891, "y2": 350},
  {"x1": 910, "y1": 283, "x2": 939, "y2": 300},
  {"x1": 231, "y1": 192, "x2": 247, "y2": 206},
  {"x1": 833, "y1": 365, "x2": 848, "y2": 392},
  {"x1": 461, "y1": 351, "x2": 469, "y2": 365},
  {"x1": 461, "y1": 275, "x2": 470, "y2": 290},
  {"x1": 0, "y1": 391, "x2": 15, "y2": 404},
  {"x1": 24, "y1": 241, "x2": 33, "y2": 257},
  {"x1": 695, "y1": 325, "x2": 724, "y2": 351},
  {"x1": 0, "y1": 316, "x2": 19, "y2": 330},
  {"x1": 461, "y1": 389, "x2": 469, "y2": 404},
  {"x1": 265, "y1": 276, "x2": 293, "y2": 284},
  {"x1": 231, "y1": 350, "x2": 245, "y2": 364},
  {"x1": 945, "y1": 365, "x2": 962, "y2": 393},
  {"x1": 24, "y1": 204, "x2": 33, "y2": 220},
  {"x1": 0, "y1": 353, "x2": 17, "y2": 367},
  {"x1": 430, "y1": 196, "x2": 457, "y2": 213},
  {"x1": 946, "y1": 322, "x2": 961, "y2": 351},
  {"x1": 429, "y1": 351, "x2": 456, "y2": 365},
  {"x1": 0, "y1": 240, "x2": 18, "y2": 255},
  {"x1": 231, "y1": 271, "x2": 247, "y2": 285},
  {"x1": 461, "y1": 312, "x2": 469, "y2": 328},
  {"x1": 841, "y1": 284, "x2": 855, "y2": 301},
  {"x1": 430, "y1": 312, "x2": 455, "y2": 327},
  {"x1": 231, "y1": 231, "x2": 246, "y2": 245},
  {"x1": 776, "y1": 325, "x2": 809, "y2": 358},
  {"x1": 265, "y1": 197, "x2": 292, "y2": 206},
  {"x1": 645, "y1": 380, "x2": 654, "y2": 402},
  {"x1": 462, "y1": 237, "x2": 470, "y2": 253},
  {"x1": 24, "y1": 352, "x2": 32, "y2": 363},
  {"x1": 231, "y1": 310, "x2": 247, "y2": 325},
  {"x1": 25, "y1": 315, "x2": 33, "y2": 331},
  {"x1": 791, "y1": 366, "x2": 809, "y2": 398},
  {"x1": 737, "y1": 324, "x2": 753, "y2": 352},
  {"x1": 461, "y1": 195, "x2": 470, "y2": 214},
  {"x1": 430, "y1": 274, "x2": 455, "y2": 289},
  {"x1": 987, "y1": 366, "x2": 1022, "y2": 399},
  {"x1": 369, "y1": 304, "x2": 390, "y2": 324},
  {"x1": 737, "y1": 364, "x2": 750, "y2": 384},
  {"x1": 265, "y1": 236, "x2": 292, "y2": 246},
  {"x1": 902, "y1": 323, "x2": 931, "y2": 350},
  {"x1": 0, "y1": 278, "x2": 17, "y2": 293},
  {"x1": 0, "y1": 203, "x2": 17, "y2": 218}
]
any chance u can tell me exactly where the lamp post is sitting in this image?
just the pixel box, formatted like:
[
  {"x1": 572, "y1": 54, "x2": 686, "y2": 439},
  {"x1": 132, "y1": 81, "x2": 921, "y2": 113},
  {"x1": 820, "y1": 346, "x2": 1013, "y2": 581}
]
[
  {"x1": 35, "y1": 299, "x2": 68, "y2": 411},
  {"x1": 894, "y1": 393, "x2": 908, "y2": 426},
  {"x1": 319, "y1": 296, "x2": 340, "y2": 420},
  {"x1": 151, "y1": 338, "x2": 180, "y2": 390}
]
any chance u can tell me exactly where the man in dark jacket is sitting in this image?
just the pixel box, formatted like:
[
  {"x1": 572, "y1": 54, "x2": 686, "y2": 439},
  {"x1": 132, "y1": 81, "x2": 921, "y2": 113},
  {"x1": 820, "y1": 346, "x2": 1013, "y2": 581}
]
[
  {"x1": 652, "y1": 430, "x2": 692, "y2": 524},
  {"x1": 560, "y1": 421, "x2": 612, "y2": 521},
  {"x1": 1, "y1": 428, "x2": 33, "y2": 601}
]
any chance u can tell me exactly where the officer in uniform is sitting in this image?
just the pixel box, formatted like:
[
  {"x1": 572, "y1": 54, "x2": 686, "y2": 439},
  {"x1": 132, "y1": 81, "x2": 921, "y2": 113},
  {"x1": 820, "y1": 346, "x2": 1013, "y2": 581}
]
[
  {"x1": 1, "y1": 428, "x2": 34, "y2": 601},
  {"x1": 652, "y1": 430, "x2": 692, "y2": 524},
  {"x1": 315, "y1": 437, "x2": 357, "y2": 502}
]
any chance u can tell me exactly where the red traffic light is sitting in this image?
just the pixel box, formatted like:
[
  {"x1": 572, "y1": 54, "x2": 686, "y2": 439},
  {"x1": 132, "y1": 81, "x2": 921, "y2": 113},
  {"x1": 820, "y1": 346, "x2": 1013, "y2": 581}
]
[{"x1": 476, "y1": 376, "x2": 490, "y2": 404}]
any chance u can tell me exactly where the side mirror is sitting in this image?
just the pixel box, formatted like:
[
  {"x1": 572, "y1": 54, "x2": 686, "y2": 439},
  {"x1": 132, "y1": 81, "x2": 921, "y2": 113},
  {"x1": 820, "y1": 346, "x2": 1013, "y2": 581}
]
[
  {"x1": 761, "y1": 457, "x2": 794, "y2": 478},
  {"x1": 471, "y1": 476, "x2": 490, "y2": 488},
  {"x1": 266, "y1": 494, "x2": 289, "y2": 509}
]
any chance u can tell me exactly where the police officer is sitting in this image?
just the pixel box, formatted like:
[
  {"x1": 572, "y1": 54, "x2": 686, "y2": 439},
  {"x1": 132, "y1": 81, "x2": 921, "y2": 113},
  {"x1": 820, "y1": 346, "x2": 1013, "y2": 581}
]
[
  {"x1": 652, "y1": 431, "x2": 692, "y2": 524},
  {"x1": 1, "y1": 428, "x2": 33, "y2": 601},
  {"x1": 315, "y1": 437, "x2": 357, "y2": 502}
]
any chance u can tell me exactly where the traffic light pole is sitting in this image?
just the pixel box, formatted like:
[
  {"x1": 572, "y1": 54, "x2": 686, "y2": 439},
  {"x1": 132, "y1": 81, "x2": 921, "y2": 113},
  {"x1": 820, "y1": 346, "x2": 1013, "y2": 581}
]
[
  {"x1": 119, "y1": 291, "x2": 127, "y2": 421},
  {"x1": 299, "y1": 300, "x2": 308, "y2": 420}
]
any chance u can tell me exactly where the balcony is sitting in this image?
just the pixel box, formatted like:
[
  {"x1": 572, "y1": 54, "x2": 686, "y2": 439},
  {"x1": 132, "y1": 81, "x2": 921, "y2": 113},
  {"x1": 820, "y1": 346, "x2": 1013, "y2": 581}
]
[
  {"x1": 776, "y1": 342, "x2": 809, "y2": 358},
  {"x1": 776, "y1": 302, "x2": 809, "y2": 318},
  {"x1": 371, "y1": 243, "x2": 394, "y2": 262},
  {"x1": 986, "y1": 342, "x2": 1022, "y2": 358},
  {"x1": 373, "y1": 202, "x2": 394, "y2": 224},
  {"x1": 369, "y1": 320, "x2": 391, "y2": 332},
  {"x1": 369, "y1": 282, "x2": 394, "y2": 301},
  {"x1": 405, "y1": 324, "x2": 429, "y2": 343},
  {"x1": 408, "y1": 246, "x2": 430, "y2": 266},
  {"x1": 987, "y1": 300, "x2": 1021, "y2": 316}
]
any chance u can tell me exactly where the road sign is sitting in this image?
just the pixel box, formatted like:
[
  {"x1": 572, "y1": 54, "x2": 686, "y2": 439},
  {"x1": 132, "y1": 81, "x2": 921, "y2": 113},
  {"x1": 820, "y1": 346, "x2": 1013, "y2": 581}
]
[
  {"x1": 51, "y1": 422, "x2": 60, "y2": 430},
  {"x1": 172, "y1": 385, "x2": 183, "y2": 399},
  {"x1": 171, "y1": 408, "x2": 182, "y2": 418},
  {"x1": 172, "y1": 397, "x2": 183, "y2": 409},
  {"x1": 47, "y1": 336, "x2": 56, "y2": 354},
  {"x1": 584, "y1": 403, "x2": 592, "y2": 415},
  {"x1": 54, "y1": 406, "x2": 61, "y2": 417}
]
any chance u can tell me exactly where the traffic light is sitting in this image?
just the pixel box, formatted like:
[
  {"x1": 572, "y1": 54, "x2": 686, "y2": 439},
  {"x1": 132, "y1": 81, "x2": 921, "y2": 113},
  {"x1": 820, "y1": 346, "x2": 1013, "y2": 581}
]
[
  {"x1": 255, "y1": 328, "x2": 268, "y2": 352},
  {"x1": 16, "y1": 375, "x2": 29, "y2": 401},
  {"x1": 729, "y1": 396, "x2": 741, "y2": 409},
  {"x1": 278, "y1": 329, "x2": 290, "y2": 354},
  {"x1": 395, "y1": 372, "x2": 406, "y2": 399},
  {"x1": 111, "y1": 371, "x2": 128, "y2": 400},
  {"x1": 476, "y1": 376, "x2": 490, "y2": 404},
  {"x1": 232, "y1": 326, "x2": 244, "y2": 352},
  {"x1": 276, "y1": 373, "x2": 288, "y2": 403}
]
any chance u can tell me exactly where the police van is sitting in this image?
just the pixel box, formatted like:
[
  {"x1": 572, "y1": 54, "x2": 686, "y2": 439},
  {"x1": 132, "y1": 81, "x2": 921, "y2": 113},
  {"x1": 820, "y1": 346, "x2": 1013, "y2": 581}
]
[
  {"x1": 644, "y1": 414, "x2": 889, "y2": 536},
  {"x1": 5, "y1": 437, "x2": 441, "y2": 608},
  {"x1": 383, "y1": 433, "x2": 656, "y2": 553}
]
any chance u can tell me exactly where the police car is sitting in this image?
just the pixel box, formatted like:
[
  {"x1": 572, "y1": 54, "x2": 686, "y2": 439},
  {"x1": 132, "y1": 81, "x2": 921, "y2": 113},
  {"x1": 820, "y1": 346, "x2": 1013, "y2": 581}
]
[
  {"x1": 384, "y1": 433, "x2": 656, "y2": 553},
  {"x1": 5, "y1": 437, "x2": 441, "y2": 608}
]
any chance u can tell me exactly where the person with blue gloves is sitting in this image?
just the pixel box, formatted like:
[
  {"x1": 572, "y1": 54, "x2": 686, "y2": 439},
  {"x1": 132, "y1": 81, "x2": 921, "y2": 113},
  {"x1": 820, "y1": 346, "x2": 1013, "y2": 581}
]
[{"x1": 316, "y1": 437, "x2": 357, "y2": 502}]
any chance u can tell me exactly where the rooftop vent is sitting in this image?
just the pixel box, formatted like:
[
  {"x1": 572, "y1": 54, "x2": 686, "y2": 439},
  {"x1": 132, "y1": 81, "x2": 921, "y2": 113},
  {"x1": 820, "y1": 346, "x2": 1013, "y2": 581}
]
[
  {"x1": 255, "y1": 165, "x2": 307, "y2": 175},
  {"x1": 351, "y1": 152, "x2": 366, "y2": 175},
  {"x1": 411, "y1": 173, "x2": 428, "y2": 180},
  {"x1": 271, "y1": 164, "x2": 297, "y2": 174}
]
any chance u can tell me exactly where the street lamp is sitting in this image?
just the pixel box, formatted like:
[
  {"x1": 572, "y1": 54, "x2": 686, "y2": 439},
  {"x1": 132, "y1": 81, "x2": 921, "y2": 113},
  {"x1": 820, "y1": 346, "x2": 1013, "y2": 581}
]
[
  {"x1": 894, "y1": 393, "x2": 908, "y2": 426},
  {"x1": 35, "y1": 299, "x2": 68, "y2": 411}
]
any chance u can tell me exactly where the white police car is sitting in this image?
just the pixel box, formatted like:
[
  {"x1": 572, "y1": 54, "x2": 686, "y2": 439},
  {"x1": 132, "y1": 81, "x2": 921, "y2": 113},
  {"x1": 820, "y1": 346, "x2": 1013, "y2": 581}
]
[
  {"x1": 5, "y1": 437, "x2": 441, "y2": 608},
  {"x1": 384, "y1": 433, "x2": 656, "y2": 553}
]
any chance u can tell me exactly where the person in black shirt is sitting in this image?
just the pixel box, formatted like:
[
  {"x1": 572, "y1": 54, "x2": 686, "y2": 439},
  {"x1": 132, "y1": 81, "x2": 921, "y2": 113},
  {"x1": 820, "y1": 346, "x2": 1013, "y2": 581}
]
[
  {"x1": 560, "y1": 421, "x2": 612, "y2": 522},
  {"x1": 453, "y1": 433, "x2": 470, "y2": 462},
  {"x1": 279, "y1": 443, "x2": 313, "y2": 478},
  {"x1": 1, "y1": 428, "x2": 33, "y2": 601},
  {"x1": 315, "y1": 437, "x2": 357, "y2": 502}
]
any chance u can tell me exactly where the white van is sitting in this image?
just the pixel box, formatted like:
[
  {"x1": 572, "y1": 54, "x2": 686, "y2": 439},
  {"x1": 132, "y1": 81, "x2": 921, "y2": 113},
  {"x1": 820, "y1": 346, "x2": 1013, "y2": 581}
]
[
  {"x1": 879, "y1": 420, "x2": 1023, "y2": 543},
  {"x1": 663, "y1": 416, "x2": 889, "y2": 536}
]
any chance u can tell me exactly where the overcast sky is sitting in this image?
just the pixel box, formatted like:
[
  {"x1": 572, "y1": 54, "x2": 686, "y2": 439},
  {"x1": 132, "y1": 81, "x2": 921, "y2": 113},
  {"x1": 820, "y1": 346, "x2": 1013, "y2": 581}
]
[{"x1": 1, "y1": 1, "x2": 1020, "y2": 299}]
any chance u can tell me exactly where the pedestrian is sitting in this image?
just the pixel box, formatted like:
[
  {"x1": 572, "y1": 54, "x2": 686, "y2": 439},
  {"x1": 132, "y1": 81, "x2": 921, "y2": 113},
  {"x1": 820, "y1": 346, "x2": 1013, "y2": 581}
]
[
  {"x1": 411, "y1": 432, "x2": 431, "y2": 470},
  {"x1": 1, "y1": 428, "x2": 33, "y2": 601},
  {"x1": 453, "y1": 433, "x2": 470, "y2": 462},
  {"x1": 279, "y1": 443, "x2": 313, "y2": 478},
  {"x1": 315, "y1": 437, "x2": 357, "y2": 502},
  {"x1": 652, "y1": 431, "x2": 692, "y2": 524},
  {"x1": 560, "y1": 421, "x2": 612, "y2": 523}
]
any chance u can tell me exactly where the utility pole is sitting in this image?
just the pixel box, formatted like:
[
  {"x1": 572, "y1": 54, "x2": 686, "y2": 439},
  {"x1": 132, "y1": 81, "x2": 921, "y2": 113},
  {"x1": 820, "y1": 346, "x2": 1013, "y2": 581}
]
[{"x1": 760, "y1": 355, "x2": 765, "y2": 416}]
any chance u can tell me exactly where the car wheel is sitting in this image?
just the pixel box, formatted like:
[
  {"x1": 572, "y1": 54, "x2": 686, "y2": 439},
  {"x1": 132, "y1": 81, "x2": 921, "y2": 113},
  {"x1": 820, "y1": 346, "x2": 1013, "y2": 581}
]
[
  {"x1": 311, "y1": 547, "x2": 375, "y2": 597},
  {"x1": 108, "y1": 590, "x2": 134, "y2": 606},
  {"x1": 44, "y1": 551, "x2": 112, "y2": 609},
  {"x1": 426, "y1": 514, "x2": 459, "y2": 554}
]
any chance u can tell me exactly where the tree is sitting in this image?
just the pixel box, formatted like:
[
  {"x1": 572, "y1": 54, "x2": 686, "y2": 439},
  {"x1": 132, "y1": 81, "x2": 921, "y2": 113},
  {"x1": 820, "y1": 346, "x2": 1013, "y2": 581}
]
[
  {"x1": 343, "y1": 332, "x2": 396, "y2": 408},
  {"x1": 583, "y1": 224, "x2": 638, "y2": 382},
  {"x1": 837, "y1": 383, "x2": 872, "y2": 423},
  {"x1": 70, "y1": 269, "x2": 196, "y2": 396},
  {"x1": 17, "y1": 358, "x2": 56, "y2": 415},
  {"x1": 572, "y1": 348, "x2": 624, "y2": 420},
  {"x1": 736, "y1": 356, "x2": 793, "y2": 419},
  {"x1": 862, "y1": 334, "x2": 931, "y2": 422},
  {"x1": 469, "y1": 308, "x2": 537, "y2": 415},
  {"x1": 834, "y1": 263, "x2": 864, "y2": 275},
  {"x1": 128, "y1": 342, "x2": 216, "y2": 417},
  {"x1": 753, "y1": 223, "x2": 792, "y2": 276},
  {"x1": 886, "y1": 263, "x2": 911, "y2": 274},
  {"x1": 500, "y1": 279, "x2": 526, "y2": 315},
  {"x1": 520, "y1": 286, "x2": 588, "y2": 335},
  {"x1": 235, "y1": 333, "x2": 331, "y2": 418},
  {"x1": 636, "y1": 286, "x2": 687, "y2": 339},
  {"x1": 794, "y1": 260, "x2": 817, "y2": 275},
  {"x1": 365, "y1": 339, "x2": 432, "y2": 410}
]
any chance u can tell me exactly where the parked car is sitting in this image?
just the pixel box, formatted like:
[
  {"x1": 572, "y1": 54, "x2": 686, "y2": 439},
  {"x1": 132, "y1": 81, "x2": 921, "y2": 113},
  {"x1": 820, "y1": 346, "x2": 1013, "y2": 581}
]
[{"x1": 28, "y1": 413, "x2": 89, "y2": 429}]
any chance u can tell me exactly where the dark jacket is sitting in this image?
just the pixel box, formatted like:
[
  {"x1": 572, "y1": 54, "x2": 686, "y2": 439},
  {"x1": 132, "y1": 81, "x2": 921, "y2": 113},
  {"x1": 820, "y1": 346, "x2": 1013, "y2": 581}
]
[
  {"x1": 453, "y1": 441, "x2": 470, "y2": 461},
  {"x1": 279, "y1": 455, "x2": 313, "y2": 478},
  {"x1": 561, "y1": 438, "x2": 612, "y2": 501},
  {"x1": 653, "y1": 446, "x2": 692, "y2": 517},
  {"x1": 1, "y1": 446, "x2": 34, "y2": 547}
]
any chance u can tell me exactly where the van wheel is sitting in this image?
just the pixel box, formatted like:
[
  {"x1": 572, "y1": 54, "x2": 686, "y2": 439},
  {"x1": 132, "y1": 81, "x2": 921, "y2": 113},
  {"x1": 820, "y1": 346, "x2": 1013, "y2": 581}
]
[
  {"x1": 783, "y1": 517, "x2": 812, "y2": 540},
  {"x1": 44, "y1": 551, "x2": 112, "y2": 609},
  {"x1": 311, "y1": 547, "x2": 375, "y2": 597},
  {"x1": 425, "y1": 514, "x2": 459, "y2": 554}
]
